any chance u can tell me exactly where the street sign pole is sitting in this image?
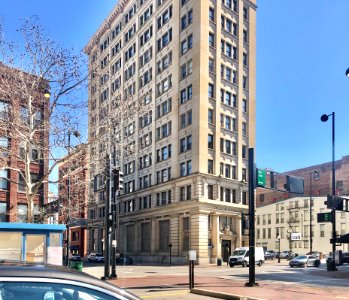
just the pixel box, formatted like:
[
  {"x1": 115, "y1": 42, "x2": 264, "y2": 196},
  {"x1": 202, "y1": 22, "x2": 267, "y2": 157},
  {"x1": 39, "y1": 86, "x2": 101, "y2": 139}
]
[{"x1": 246, "y1": 148, "x2": 258, "y2": 287}]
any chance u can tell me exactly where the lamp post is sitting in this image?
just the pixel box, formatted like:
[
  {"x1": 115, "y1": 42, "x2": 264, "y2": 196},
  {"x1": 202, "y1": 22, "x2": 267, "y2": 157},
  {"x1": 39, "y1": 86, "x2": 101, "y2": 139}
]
[
  {"x1": 320, "y1": 112, "x2": 336, "y2": 271},
  {"x1": 309, "y1": 170, "x2": 320, "y2": 254},
  {"x1": 65, "y1": 130, "x2": 80, "y2": 267},
  {"x1": 345, "y1": 68, "x2": 349, "y2": 78},
  {"x1": 277, "y1": 236, "x2": 281, "y2": 263}
]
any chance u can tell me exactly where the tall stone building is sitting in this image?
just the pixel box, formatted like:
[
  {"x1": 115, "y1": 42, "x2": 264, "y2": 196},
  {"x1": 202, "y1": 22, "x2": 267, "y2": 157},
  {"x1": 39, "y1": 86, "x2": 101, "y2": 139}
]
[{"x1": 85, "y1": 0, "x2": 256, "y2": 264}]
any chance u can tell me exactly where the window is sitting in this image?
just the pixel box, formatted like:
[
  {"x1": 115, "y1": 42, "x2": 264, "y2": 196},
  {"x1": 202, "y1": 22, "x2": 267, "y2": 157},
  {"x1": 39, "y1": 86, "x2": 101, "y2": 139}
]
[
  {"x1": 209, "y1": 58, "x2": 215, "y2": 73},
  {"x1": 181, "y1": 34, "x2": 193, "y2": 54},
  {"x1": 209, "y1": 32, "x2": 215, "y2": 48},
  {"x1": 243, "y1": 52, "x2": 248, "y2": 66},
  {"x1": 180, "y1": 160, "x2": 192, "y2": 176},
  {"x1": 208, "y1": 109, "x2": 214, "y2": 124},
  {"x1": 208, "y1": 159, "x2": 214, "y2": 174},
  {"x1": 243, "y1": 6, "x2": 248, "y2": 20},
  {"x1": 208, "y1": 134, "x2": 214, "y2": 149},
  {"x1": 141, "y1": 223, "x2": 151, "y2": 252},
  {"x1": 159, "y1": 220, "x2": 169, "y2": 251},
  {"x1": 157, "y1": 28, "x2": 173, "y2": 52},
  {"x1": 181, "y1": 9, "x2": 193, "y2": 30},
  {"x1": 0, "y1": 137, "x2": 9, "y2": 157},
  {"x1": 243, "y1": 29, "x2": 248, "y2": 43},
  {"x1": 208, "y1": 83, "x2": 214, "y2": 98},
  {"x1": 209, "y1": 7, "x2": 215, "y2": 22},
  {"x1": 242, "y1": 99, "x2": 247, "y2": 113},
  {"x1": 180, "y1": 85, "x2": 193, "y2": 104},
  {"x1": 157, "y1": 5, "x2": 172, "y2": 29},
  {"x1": 18, "y1": 204, "x2": 28, "y2": 223},
  {"x1": 242, "y1": 122, "x2": 247, "y2": 135},
  {"x1": 242, "y1": 145, "x2": 247, "y2": 159},
  {"x1": 140, "y1": 4, "x2": 153, "y2": 26},
  {"x1": 0, "y1": 202, "x2": 6, "y2": 222},
  {"x1": 182, "y1": 217, "x2": 190, "y2": 251},
  {"x1": 180, "y1": 185, "x2": 192, "y2": 201},
  {"x1": 0, "y1": 170, "x2": 8, "y2": 190}
]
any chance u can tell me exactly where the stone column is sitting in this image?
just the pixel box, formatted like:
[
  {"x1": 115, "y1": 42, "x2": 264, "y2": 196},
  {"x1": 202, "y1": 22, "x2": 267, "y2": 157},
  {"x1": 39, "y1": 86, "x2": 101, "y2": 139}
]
[{"x1": 190, "y1": 213, "x2": 209, "y2": 264}]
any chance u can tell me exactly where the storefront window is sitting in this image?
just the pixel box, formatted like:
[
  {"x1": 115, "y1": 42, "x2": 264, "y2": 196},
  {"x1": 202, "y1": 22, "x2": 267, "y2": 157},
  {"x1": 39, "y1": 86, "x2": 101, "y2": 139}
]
[{"x1": 0, "y1": 232, "x2": 22, "y2": 260}]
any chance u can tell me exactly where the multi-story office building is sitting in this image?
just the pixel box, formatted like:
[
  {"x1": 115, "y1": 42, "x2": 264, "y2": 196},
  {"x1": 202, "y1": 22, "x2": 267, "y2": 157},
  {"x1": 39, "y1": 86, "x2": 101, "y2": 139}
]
[
  {"x1": 256, "y1": 196, "x2": 349, "y2": 255},
  {"x1": 85, "y1": 0, "x2": 256, "y2": 264},
  {"x1": 0, "y1": 63, "x2": 49, "y2": 223}
]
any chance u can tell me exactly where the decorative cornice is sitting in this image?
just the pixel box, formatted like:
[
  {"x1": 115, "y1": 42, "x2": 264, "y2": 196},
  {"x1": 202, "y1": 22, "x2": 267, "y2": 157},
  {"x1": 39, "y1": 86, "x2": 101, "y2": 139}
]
[{"x1": 84, "y1": 0, "x2": 132, "y2": 55}]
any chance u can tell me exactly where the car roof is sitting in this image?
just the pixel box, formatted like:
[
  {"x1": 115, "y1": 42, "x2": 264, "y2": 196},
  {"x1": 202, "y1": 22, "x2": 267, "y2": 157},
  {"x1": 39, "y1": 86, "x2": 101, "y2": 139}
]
[{"x1": 0, "y1": 260, "x2": 140, "y2": 299}]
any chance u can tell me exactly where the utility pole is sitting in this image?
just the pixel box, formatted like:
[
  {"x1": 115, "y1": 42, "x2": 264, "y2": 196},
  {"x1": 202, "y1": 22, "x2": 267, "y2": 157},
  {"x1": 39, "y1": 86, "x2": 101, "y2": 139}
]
[
  {"x1": 246, "y1": 148, "x2": 258, "y2": 287},
  {"x1": 102, "y1": 155, "x2": 111, "y2": 280}
]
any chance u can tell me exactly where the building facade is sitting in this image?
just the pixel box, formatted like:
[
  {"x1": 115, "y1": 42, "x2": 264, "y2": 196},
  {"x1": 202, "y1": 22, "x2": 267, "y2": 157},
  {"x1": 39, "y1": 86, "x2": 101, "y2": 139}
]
[
  {"x1": 257, "y1": 155, "x2": 349, "y2": 207},
  {"x1": 256, "y1": 196, "x2": 349, "y2": 255},
  {"x1": 58, "y1": 144, "x2": 89, "y2": 258},
  {"x1": 0, "y1": 63, "x2": 49, "y2": 223},
  {"x1": 85, "y1": 0, "x2": 256, "y2": 264}
]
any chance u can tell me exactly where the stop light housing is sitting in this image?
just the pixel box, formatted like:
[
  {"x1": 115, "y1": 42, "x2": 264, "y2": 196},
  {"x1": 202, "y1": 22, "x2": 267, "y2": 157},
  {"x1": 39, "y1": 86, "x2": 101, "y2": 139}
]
[
  {"x1": 325, "y1": 195, "x2": 344, "y2": 210},
  {"x1": 113, "y1": 169, "x2": 124, "y2": 191}
]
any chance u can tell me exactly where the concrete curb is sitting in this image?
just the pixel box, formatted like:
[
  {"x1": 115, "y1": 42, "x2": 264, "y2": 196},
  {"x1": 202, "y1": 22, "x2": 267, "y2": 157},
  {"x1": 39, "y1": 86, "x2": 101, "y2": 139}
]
[{"x1": 191, "y1": 288, "x2": 267, "y2": 300}]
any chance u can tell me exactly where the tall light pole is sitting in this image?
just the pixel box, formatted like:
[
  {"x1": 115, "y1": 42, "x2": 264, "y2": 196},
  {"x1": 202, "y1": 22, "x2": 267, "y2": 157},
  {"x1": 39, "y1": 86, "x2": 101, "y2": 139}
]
[
  {"x1": 309, "y1": 170, "x2": 320, "y2": 255},
  {"x1": 320, "y1": 112, "x2": 336, "y2": 271},
  {"x1": 65, "y1": 130, "x2": 80, "y2": 267}
]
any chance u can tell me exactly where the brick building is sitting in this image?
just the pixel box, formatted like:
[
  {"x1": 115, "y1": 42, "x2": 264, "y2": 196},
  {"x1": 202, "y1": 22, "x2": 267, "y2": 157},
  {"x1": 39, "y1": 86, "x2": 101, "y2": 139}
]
[
  {"x1": 0, "y1": 63, "x2": 49, "y2": 223},
  {"x1": 257, "y1": 155, "x2": 349, "y2": 207},
  {"x1": 58, "y1": 144, "x2": 89, "y2": 257}
]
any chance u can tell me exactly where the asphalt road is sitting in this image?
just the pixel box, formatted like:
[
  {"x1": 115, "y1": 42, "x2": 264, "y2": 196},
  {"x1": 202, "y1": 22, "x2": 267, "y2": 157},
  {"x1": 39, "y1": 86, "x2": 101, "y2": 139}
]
[{"x1": 83, "y1": 260, "x2": 349, "y2": 299}]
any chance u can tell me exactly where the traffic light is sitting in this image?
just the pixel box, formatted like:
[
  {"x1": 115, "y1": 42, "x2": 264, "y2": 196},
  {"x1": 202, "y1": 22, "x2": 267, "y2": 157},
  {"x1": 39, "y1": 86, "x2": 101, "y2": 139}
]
[
  {"x1": 241, "y1": 213, "x2": 249, "y2": 235},
  {"x1": 113, "y1": 169, "x2": 124, "y2": 191},
  {"x1": 284, "y1": 175, "x2": 304, "y2": 194},
  {"x1": 324, "y1": 195, "x2": 344, "y2": 210},
  {"x1": 270, "y1": 171, "x2": 277, "y2": 189}
]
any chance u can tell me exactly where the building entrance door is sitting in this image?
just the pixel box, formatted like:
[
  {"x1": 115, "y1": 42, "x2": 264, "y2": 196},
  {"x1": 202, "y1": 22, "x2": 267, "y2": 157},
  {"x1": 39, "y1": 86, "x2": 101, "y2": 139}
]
[{"x1": 221, "y1": 240, "x2": 231, "y2": 263}]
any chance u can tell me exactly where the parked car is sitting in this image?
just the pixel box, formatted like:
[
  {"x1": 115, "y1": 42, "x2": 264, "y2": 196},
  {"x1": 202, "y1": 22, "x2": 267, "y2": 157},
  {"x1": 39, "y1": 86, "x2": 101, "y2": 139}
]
[
  {"x1": 342, "y1": 252, "x2": 349, "y2": 264},
  {"x1": 116, "y1": 255, "x2": 133, "y2": 265},
  {"x1": 289, "y1": 255, "x2": 321, "y2": 268},
  {"x1": 278, "y1": 251, "x2": 290, "y2": 259},
  {"x1": 87, "y1": 253, "x2": 105, "y2": 263},
  {"x1": 306, "y1": 251, "x2": 321, "y2": 259},
  {"x1": 70, "y1": 255, "x2": 81, "y2": 261},
  {"x1": 0, "y1": 260, "x2": 140, "y2": 299},
  {"x1": 264, "y1": 251, "x2": 276, "y2": 260}
]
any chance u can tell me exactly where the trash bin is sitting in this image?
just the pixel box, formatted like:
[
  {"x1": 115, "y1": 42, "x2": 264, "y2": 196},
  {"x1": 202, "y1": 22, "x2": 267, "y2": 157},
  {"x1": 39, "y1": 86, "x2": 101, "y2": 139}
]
[
  {"x1": 69, "y1": 261, "x2": 83, "y2": 272},
  {"x1": 326, "y1": 257, "x2": 335, "y2": 271},
  {"x1": 217, "y1": 258, "x2": 222, "y2": 266}
]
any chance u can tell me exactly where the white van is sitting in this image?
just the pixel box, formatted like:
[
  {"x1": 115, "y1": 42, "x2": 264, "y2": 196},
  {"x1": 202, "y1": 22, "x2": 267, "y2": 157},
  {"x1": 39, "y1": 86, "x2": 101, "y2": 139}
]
[{"x1": 229, "y1": 247, "x2": 265, "y2": 267}]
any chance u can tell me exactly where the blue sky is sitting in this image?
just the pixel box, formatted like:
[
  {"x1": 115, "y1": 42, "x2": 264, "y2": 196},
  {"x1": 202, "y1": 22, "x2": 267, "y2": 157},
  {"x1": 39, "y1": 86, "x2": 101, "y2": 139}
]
[{"x1": 1, "y1": 0, "x2": 349, "y2": 175}]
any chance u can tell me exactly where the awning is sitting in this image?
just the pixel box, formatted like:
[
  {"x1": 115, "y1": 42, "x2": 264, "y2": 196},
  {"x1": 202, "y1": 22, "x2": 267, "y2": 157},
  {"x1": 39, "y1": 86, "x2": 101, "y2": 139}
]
[{"x1": 70, "y1": 245, "x2": 79, "y2": 250}]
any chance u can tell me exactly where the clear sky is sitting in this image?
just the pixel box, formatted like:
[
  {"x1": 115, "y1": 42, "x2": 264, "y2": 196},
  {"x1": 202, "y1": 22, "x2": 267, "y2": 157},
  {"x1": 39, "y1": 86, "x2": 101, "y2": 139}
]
[{"x1": 1, "y1": 0, "x2": 349, "y2": 175}]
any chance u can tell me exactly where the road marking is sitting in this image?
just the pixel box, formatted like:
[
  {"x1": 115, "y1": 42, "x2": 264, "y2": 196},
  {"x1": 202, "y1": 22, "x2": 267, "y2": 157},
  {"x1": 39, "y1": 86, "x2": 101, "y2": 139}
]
[{"x1": 140, "y1": 290, "x2": 189, "y2": 298}]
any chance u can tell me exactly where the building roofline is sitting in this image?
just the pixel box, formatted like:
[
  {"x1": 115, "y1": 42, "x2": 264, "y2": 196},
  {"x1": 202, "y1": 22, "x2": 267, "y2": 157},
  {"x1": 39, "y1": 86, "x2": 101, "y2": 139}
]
[{"x1": 84, "y1": 0, "x2": 131, "y2": 55}]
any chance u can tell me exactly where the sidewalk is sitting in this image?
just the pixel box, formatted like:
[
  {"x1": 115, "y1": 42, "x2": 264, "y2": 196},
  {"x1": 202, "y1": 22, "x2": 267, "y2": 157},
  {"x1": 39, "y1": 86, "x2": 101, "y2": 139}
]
[{"x1": 108, "y1": 264, "x2": 349, "y2": 300}]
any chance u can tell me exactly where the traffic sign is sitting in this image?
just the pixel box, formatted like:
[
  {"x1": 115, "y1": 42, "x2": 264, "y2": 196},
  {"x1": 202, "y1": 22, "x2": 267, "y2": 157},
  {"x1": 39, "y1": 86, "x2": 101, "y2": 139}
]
[
  {"x1": 257, "y1": 169, "x2": 266, "y2": 187},
  {"x1": 317, "y1": 212, "x2": 332, "y2": 223}
]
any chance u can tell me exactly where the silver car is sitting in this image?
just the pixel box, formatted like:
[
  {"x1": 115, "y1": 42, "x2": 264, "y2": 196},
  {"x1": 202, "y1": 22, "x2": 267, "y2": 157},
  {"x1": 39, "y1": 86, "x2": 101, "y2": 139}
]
[
  {"x1": 289, "y1": 255, "x2": 321, "y2": 268},
  {"x1": 0, "y1": 260, "x2": 140, "y2": 300}
]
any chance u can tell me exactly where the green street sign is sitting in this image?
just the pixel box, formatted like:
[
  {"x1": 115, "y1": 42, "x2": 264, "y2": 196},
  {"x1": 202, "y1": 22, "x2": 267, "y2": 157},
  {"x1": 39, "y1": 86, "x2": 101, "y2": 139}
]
[
  {"x1": 317, "y1": 212, "x2": 332, "y2": 223},
  {"x1": 257, "y1": 169, "x2": 266, "y2": 187}
]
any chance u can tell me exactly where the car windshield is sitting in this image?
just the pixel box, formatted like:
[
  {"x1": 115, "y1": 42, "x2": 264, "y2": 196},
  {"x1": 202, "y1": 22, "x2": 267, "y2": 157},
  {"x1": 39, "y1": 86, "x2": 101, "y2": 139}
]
[
  {"x1": 0, "y1": 281, "x2": 125, "y2": 300},
  {"x1": 233, "y1": 250, "x2": 246, "y2": 256},
  {"x1": 295, "y1": 256, "x2": 307, "y2": 260}
]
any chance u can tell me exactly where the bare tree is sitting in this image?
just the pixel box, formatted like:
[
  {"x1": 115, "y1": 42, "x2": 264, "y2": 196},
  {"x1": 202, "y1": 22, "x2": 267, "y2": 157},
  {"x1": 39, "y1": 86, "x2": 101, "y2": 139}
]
[{"x1": 0, "y1": 16, "x2": 87, "y2": 223}]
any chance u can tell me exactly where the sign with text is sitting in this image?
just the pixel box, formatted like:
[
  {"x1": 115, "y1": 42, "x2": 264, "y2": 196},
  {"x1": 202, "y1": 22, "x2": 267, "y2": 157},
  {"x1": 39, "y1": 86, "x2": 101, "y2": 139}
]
[{"x1": 291, "y1": 232, "x2": 301, "y2": 241}]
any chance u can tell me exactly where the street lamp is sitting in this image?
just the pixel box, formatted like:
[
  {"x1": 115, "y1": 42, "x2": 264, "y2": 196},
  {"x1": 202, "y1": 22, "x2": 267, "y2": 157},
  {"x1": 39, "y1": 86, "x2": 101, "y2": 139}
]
[
  {"x1": 345, "y1": 68, "x2": 349, "y2": 78},
  {"x1": 65, "y1": 130, "x2": 80, "y2": 267},
  {"x1": 320, "y1": 112, "x2": 337, "y2": 271},
  {"x1": 276, "y1": 236, "x2": 281, "y2": 263},
  {"x1": 309, "y1": 170, "x2": 320, "y2": 254}
]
